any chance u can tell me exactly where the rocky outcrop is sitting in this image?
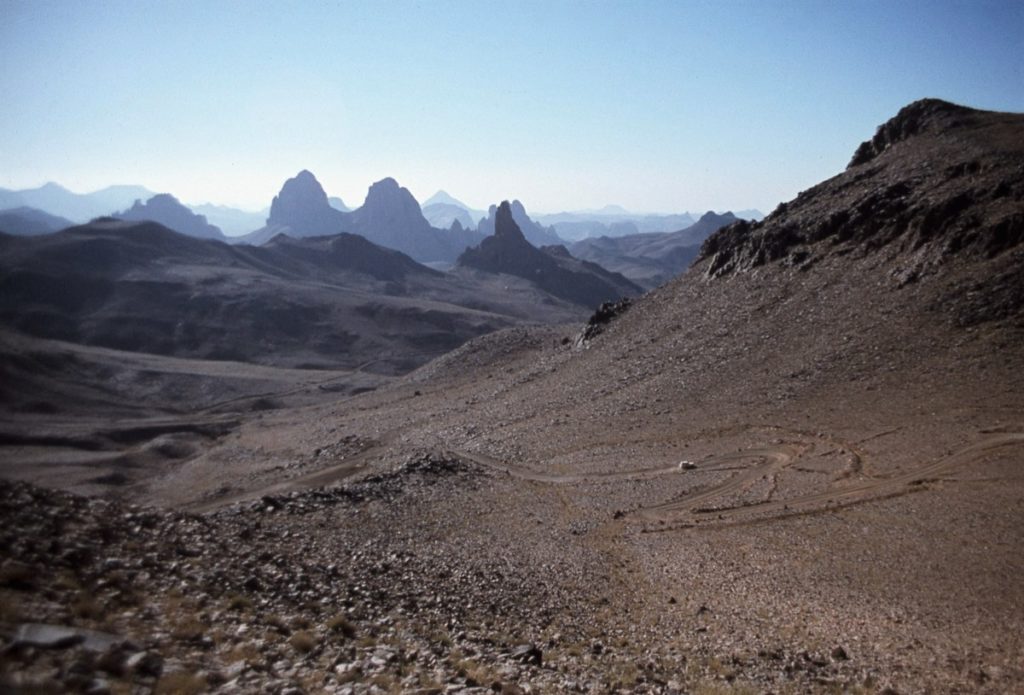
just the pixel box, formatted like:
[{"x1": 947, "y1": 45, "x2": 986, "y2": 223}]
[
  {"x1": 477, "y1": 200, "x2": 563, "y2": 248},
  {"x1": 115, "y1": 194, "x2": 225, "y2": 240},
  {"x1": 458, "y1": 201, "x2": 642, "y2": 308},
  {"x1": 234, "y1": 171, "x2": 347, "y2": 246},
  {"x1": 698, "y1": 100, "x2": 1024, "y2": 286},
  {"x1": 848, "y1": 99, "x2": 979, "y2": 168},
  {"x1": 266, "y1": 170, "x2": 346, "y2": 237}
]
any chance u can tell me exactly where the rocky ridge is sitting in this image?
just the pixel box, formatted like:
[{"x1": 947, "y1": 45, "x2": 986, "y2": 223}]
[{"x1": 700, "y1": 99, "x2": 1024, "y2": 286}]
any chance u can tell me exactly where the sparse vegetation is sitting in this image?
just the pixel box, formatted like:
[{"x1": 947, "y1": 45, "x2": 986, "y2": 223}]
[
  {"x1": 326, "y1": 613, "x2": 357, "y2": 638},
  {"x1": 287, "y1": 629, "x2": 317, "y2": 654},
  {"x1": 226, "y1": 592, "x2": 253, "y2": 611}
]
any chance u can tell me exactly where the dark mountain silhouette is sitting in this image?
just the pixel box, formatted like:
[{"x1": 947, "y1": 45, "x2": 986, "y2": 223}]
[
  {"x1": 0, "y1": 207, "x2": 74, "y2": 236},
  {"x1": 272, "y1": 170, "x2": 346, "y2": 235},
  {"x1": 477, "y1": 200, "x2": 563, "y2": 248},
  {"x1": 234, "y1": 173, "x2": 483, "y2": 263},
  {"x1": 234, "y1": 170, "x2": 346, "y2": 246},
  {"x1": 114, "y1": 194, "x2": 226, "y2": 240},
  {"x1": 569, "y1": 211, "x2": 737, "y2": 288},
  {"x1": 0, "y1": 219, "x2": 584, "y2": 372},
  {"x1": 0, "y1": 183, "x2": 154, "y2": 223},
  {"x1": 458, "y1": 200, "x2": 642, "y2": 307}
]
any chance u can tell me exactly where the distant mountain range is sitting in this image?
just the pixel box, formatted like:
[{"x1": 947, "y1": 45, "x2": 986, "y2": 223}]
[
  {"x1": 190, "y1": 203, "x2": 267, "y2": 237},
  {"x1": 533, "y1": 208, "x2": 762, "y2": 241},
  {"x1": 421, "y1": 191, "x2": 486, "y2": 224},
  {"x1": 0, "y1": 179, "x2": 762, "y2": 279},
  {"x1": 0, "y1": 183, "x2": 155, "y2": 223},
  {"x1": 569, "y1": 211, "x2": 739, "y2": 289},
  {"x1": 421, "y1": 202, "x2": 477, "y2": 231}
]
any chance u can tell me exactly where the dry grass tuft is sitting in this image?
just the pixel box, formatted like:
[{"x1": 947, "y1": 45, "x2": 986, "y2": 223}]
[
  {"x1": 326, "y1": 613, "x2": 357, "y2": 638},
  {"x1": 288, "y1": 629, "x2": 317, "y2": 654}
]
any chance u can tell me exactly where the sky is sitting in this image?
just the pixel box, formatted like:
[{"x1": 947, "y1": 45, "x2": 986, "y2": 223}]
[{"x1": 1, "y1": 0, "x2": 1022, "y2": 215}]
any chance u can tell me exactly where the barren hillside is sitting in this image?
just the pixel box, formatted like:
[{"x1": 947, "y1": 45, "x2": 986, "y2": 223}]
[{"x1": 3, "y1": 100, "x2": 1023, "y2": 693}]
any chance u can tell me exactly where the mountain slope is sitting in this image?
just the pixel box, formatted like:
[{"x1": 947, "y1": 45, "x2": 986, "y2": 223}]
[
  {"x1": 0, "y1": 219, "x2": 584, "y2": 373},
  {"x1": 0, "y1": 206, "x2": 74, "y2": 236},
  {"x1": 700, "y1": 98, "x2": 1023, "y2": 285},
  {"x1": 458, "y1": 200, "x2": 642, "y2": 307}
]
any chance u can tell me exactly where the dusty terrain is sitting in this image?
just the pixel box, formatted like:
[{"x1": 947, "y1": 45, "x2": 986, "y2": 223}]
[{"x1": 2, "y1": 100, "x2": 1023, "y2": 694}]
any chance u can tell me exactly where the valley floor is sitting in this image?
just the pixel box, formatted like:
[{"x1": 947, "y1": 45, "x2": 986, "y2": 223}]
[{"x1": 3, "y1": 314, "x2": 1022, "y2": 694}]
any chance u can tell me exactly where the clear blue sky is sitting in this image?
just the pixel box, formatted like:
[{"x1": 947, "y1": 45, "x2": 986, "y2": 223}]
[{"x1": 2, "y1": 0, "x2": 1022, "y2": 214}]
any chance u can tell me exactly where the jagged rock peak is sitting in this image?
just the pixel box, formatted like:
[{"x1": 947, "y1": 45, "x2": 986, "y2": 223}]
[
  {"x1": 269, "y1": 170, "x2": 331, "y2": 223},
  {"x1": 360, "y1": 178, "x2": 425, "y2": 219},
  {"x1": 368, "y1": 177, "x2": 401, "y2": 193},
  {"x1": 848, "y1": 99, "x2": 979, "y2": 168},
  {"x1": 494, "y1": 200, "x2": 527, "y2": 242}
]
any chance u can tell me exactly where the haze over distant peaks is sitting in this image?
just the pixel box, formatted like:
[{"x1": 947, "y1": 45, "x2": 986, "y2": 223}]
[
  {"x1": 422, "y1": 190, "x2": 473, "y2": 211},
  {"x1": 0, "y1": 182, "x2": 154, "y2": 223},
  {"x1": 190, "y1": 203, "x2": 266, "y2": 237},
  {"x1": 422, "y1": 190, "x2": 486, "y2": 228},
  {"x1": 115, "y1": 194, "x2": 226, "y2": 241},
  {"x1": 328, "y1": 196, "x2": 350, "y2": 212},
  {"x1": 569, "y1": 210, "x2": 738, "y2": 289},
  {"x1": 421, "y1": 203, "x2": 476, "y2": 231}
]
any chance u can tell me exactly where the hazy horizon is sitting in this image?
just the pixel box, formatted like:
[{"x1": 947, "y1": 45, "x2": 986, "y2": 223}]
[{"x1": 2, "y1": 0, "x2": 1022, "y2": 215}]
